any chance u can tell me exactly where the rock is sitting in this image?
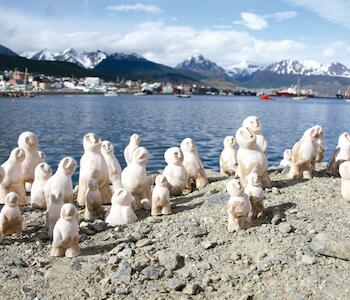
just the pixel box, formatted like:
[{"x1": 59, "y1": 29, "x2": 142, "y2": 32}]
[
  {"x1": 90, "y1": 219, "x2": 106, "y2": 232},
  {"x1": 114, "y1": 287, "x2": 129, "y2": 295},
  {"x1": 182, "y1": 283, "x2": 202, "y2": 295},
  {"x1": 109, "y1": 243, "x2": 127, "y2": 255},
  {"x1": 146, "y1": 282, "x2": 165, "y2": 293},
  {"x1": 195, "y1": 261, "x2": 211, "y2": 271},
  {"x1": 132, "y1": 255, "x2": 151, "y2": 271},
  {"x1": 158, "y1": 250, "x2": 184, "y2": 271},
  {"x1": 272, "y1": 187, "x2": 280, "y2": 194},
  {"x1": 2, "y1": 257, "x2": 28, "y2": 268},
  {"x1": 301, "y1": 255, "x2": 316, "y2": 265},
  {"x1": 271, "y1": 214, "x2": 282, "y2": 225},
  {"x1": 166, "y1": 278, "x2": 185, "y2": 291},
  {"x1": 310, "y1": 233, "x2": 350, "y2": 260},
  {"x1": 117, "y1": 247, "x2": 134, "y2": 259},
  {"x1": 141, "y1": 266, "x2": 164, "y2": 280},
  {"x1": 136, "y1": 239, "x2": 153, "y2": 248},
  {"x1": 278, "y1": 222, "x2": 293, "y2": 234},
  {"x1": 138, "y1": 224, "x2": 152, "y2": 234},
  {"x1": 201, "y1": 241, "x2": 217, "y2": 250},
  {"x1": 111, "y1": 260, "x2": 132, "y2": 284},
  {"x1": 191, "y1": 227, "x2": 208, "y2": 237}
]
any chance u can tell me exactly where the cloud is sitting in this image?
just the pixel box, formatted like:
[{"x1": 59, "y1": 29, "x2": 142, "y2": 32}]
[
  {"x1": 235, "y1": 12, "x2": 268, "y2": 30},
  {"x1": 322, "y1": 41, "x2": 347, "y2": 58},
  {"x1": 285, "y1": 0, "x2": 350, "y2": 28},
  {"x1": 106, "y1": 3, "x2": 161, "y2": 13},
  {"x1": 265, "y1": 11, "x2": 298, "y2": 21}
]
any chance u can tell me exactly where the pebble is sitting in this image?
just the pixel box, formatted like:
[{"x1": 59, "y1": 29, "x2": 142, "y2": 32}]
[
  {"x1": 182, "y1": 283, "x2": 202, "y2": 295},
  {"x1": 271, "y1": 214, "x2": 282, "y2": 225},
  {"x1": 201, "y1": 240, "x2": 217, "y2": 249},
  {"x1": 310, "y1": 232, "x2": 350, "y2": 260},
  {"x1": 195, "y1": 261, "x2": 211, "y2": 271},
  {"x1": 90, "y1": 219, "x2": 106, "y2": 232},
  {"x1": 157, "y1": 250, "x2": 184, "y2": 271},
  {"x1": 166, "y1": 278, "x2": 185, "y2": 291},
  {"x1": 301, "y1": 255, "x2": 316, "y2": 265},
  {"x1": 141, "y1": 266, "x2": 164, "y2": 280},
  {"x1": 136, "y1": 238, "x2": 153, "y2": 248},
  {"x1": 111, "y1": 260, "x2": 132, "y2": 284},
  {"x1": 278, "y1": 222, "x2": 293, "y2": 234}
]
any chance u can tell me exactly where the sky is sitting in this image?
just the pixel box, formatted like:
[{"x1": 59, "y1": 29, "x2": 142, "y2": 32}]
[{"x1": 1, "y1": 0, "x2": 350, "y2": 68}]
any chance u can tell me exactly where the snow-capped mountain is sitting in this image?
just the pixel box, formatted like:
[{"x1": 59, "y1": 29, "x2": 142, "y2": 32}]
[
  {"x1": 21, "y1": 48, "x2": 107, "y2": 69},
  {"x1": 108, "y1": 52, "x2": 145, "y2": 61},
  {"x1": 176, "y1": 54, "x2": 228, "y2": 78},
  {"x1": 226, "y1": 60, "x2": 261, "y2": 78}
]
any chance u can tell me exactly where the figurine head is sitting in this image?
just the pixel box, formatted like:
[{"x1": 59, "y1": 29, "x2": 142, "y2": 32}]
[
  {"x1": 235, "y1": 127, "x2": 256, "y2": 149},
  {"x1": 18, "y1": 131, "x2": 39, "y2": 150},
  {"x1": 129, "y1": 133, "x2": 141, "y2": 145},
  {"x1": 180, "y1": 138, "x2": 196, "y2": 153},
  {"x1": 339, "y1": 161, "x2": 350, "y2": 180},
  {"x1": 35, "y1": 162, "x2": 52, "y2": 180},
  {"x1": 132, "y1": 147, "x2": 149, "y2": 165},
  {"x1": 83, "y1": 133, "x2": 102, "y2": 152},
  {"x1": 338, "y1": 132, "x2": 350, "y2": 148},
  {"x1": 5, "y1": 192, "x2": 19, "y2": 207},
  {"x1": 303, "y1": 125, "x2": 323, "y2": 141},
  {"x1": 0, "y1": 166, "x2": 4, "y2": 183},
  {"x1": 112, "y1": 188, "x2": 133, "y2": 206},
  {"x1": 283, "y1": 149, "x2": 292, "y2": 161},
  {"x1": 164, "y1": 147, "x2": 183, "y2": 165},
  {"x1": 58, "y1": 157, "x2": 77, "y2": 176},
  {"x1": 242, "y1": 116, "x2": 262, "y2": 135},
  {"x1": 60, "y1": 203, "x2": 78, "y2": 221},
  {"x1": 155, "y1": 174, "x2": 168, "y2": 187},
  {"x1": 50, "y1": 189, "x2": 63, "y2": 204},
  {"x1": 246, "y1": 172, "x2": 261, "y2": 187},
  {"x1": 38, "y1": 151, "x2": 46, "y2": 162},
  {"x1": 101, "y1": 140, "x2": 114, "y2": 154},
  {"x1": 9, "y1": 147, "x2": 25, "y2": 163},
  {"x1": 88, "y1": 178, "x2": 98, "y2": 190},
  {"x1": 226, "y1": 178, "x2": 244, "y2": 196},
  {"x1": 223, "y1": 136, "x2": 236, "y2": 148}
]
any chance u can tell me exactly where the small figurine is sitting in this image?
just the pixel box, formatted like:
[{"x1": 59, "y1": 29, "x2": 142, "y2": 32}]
[
  {"x1": 242, "y1": 116, "x2": 268, "y2": 153},
  {"x1": 226, "y1": 178, "x2": 251, "y2": 232},
  {"x1": 151, "y1": 175, "x2": 171, "y2": 216},
  {"x1": 46, "y1": 189, "x2": 64, "y2": 238},
  {"x1": 244, "y1": 173, "x2": 264, "y2": 219},
  {"x1": 339, "y1": 161, "x2": 350, "y2": 202},
  {"x1": 31, "y1": 162, "x2": 52, "y2": 209},
  {"x1": 0, "y1": 148, "x2": 26, "y2": 205},
  {"x1": 163, "y1": 147, "x2": 188, "y2": 196},
  {"x1": 101, "y1": 140, "x2": 123, "y2": 191},
  {"x1": 280, "y1": 149, "x2": 292, "y2": 168},
  {"x1": 44, "y1": 157, "x2": 77, "y2": 205},
  {"x1": 124, "y1": 133, "x2": 141, "y2": 165},
  {"x1": 220, "y1": 136, "x2": 238, "y2": 176},
  {"x1": 77, "y1": 133, "x2": 111, "y2": 206},
  {"x1": 18, "y1": 131, "x2": 44, "y2": 184},
  {"x1": 0, "y1": 192, "x2": 22, "y2": 237},
  {"x1": 328, "y1": 132, "x2": 350, "y2": 176},
  {"x1": 50, "y1": 203, "x2": 80, "y2": 257},
  {"x1": 121, "y1": 147, "x2": 152, "y2": 211},
  {"x1": 105, "y1": 188, "x2": 137, "y2": 226},
  {"x1": 288, "y1": 126, "x2": 319, "y2": 179},
  {"x1": 303, "y1": 125, "x2": 324, "y2": 163},
  {"x1": 235, "y1": 127, "x2": 271, "y2": 188},
  {"x1": 84, "y1": 178, "x2": 105, "y2": 221},
  {"x1": 180, "y1": 138, "x2": 208, "y2": 189}
]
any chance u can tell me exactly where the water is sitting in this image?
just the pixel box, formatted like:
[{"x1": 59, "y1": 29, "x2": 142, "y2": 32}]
[{"x1": 0, "y1": 94, "x2": 349, "y2": 183}]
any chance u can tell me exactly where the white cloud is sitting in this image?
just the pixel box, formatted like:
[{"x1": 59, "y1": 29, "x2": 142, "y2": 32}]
[
  {"x1": 235, "y1": 12, "x2": 268, "y2": 30},
  {"x1": 322, "y1": 41, "x2": 346, "y2": 58},
  {"x1": 106, "y1": 3, "x2": 161, "y2": 13},
  {"x1": 265, "y1": 11, "x2": 298, "y2": 21},
  {"x1": 286, "y1": 0, "x2": 350, "y2": 28}
]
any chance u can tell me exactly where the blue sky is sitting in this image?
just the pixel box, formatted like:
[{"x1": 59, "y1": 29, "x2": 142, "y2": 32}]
[{"x1": 1, "y1": 0, "x2": 350, "y2": 67}]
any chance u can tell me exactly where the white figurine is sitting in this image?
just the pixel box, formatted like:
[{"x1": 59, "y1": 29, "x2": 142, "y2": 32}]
[
  {"x1": 101, "y1": 140, "x2": 123, "y2": 191},
  {"x1": 44, "y1": 157, "x2": 77, "y2": 205},
  {"x1": 242, "y1": 116, "x2": 267, "y2": 153},
  {"x1": 31, "y1": 162, "x2": 52, "y2": 209},
  {"x1": 244, "y1": 173, "x2": 264, "y2": 219},
  {"x1": 0, "y1": 192, "x2": 22, "y2": 237},
  {"x1": 46, "y1": 189, "x2": 64, "y2": 238},
  {"x1": 180, "y1": 138, "x2": 208, "y2": 189},
  {"x1": 50, "y1": 203, "x2": 80, "y2": 257},
  {"x1": 77, "y1": 133, "x2": 111, "y2": 206},
  {"x1": 121, "y1": 147, "x2": 151, "y2": 211},
  {"x1": 151, "y1": 175, "x2": 171, "y2": 216},
  {"x1": 303, "y1": 125, "x2": 324, "y2": 163},
  {"x1": 18, "y1": 131, "x2": 44, "y2": 183},
  {"x1": 339, "y1": 161, "x2": 350, "y2": 202},
  {"x1": 84, "y1": 178, "x2": 105, "y2": 221},
  {"x1": 280, "y1": 149, "x2": 292, "y2": 168},
  {"x1": 105, "y1": 188, "x2": 137, "y2": 226},
  {"x1": 226, "y1": 178, "x2": 251, "y2": 232},
  {"x1": 124, "y1": 133, "x2": 141, "y2": 165},
  {"x1": 288, "y1": 126, "x2": 319, "y2": 179},
  {"x1": 328, "y1": 132, "x2": 350, "y2": 176},
  {"x1": 0, "y1": 148, "x2": 26, "y2": 205},
  {"x1": 235, "y1": 127, "x2": 271, "y2": 188},
  {"x1": 163, "y1": 147, "x2": 188, "y2": 196},
  {"x1": 220, "y1": 136, "x2": 238, "y2": 176}
]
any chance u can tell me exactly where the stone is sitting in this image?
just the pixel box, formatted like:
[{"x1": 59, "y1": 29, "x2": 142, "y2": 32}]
[
  {"x1": 191, "y1": 226, "x2": 208, "y2": 237},
  {"x1": 201, "y1": 241, "x2": 217, "y2": 250},
  {"x1": 182, "y1": 283, "x2": 202, "y2": 295},
  {"x1": 180, "y1": 138, "x2": 208, "y2": 189},
  {"x1": 141, "y1": 266, "x2": 164, "y2": 280},
  {"x1": 151, "y1": 175, "x2": 172, "y2": 216},
  {"x1": 220, "y1": 136, "x2": 238, "y2": 176},
  {"x1": 111, "y1": 260, "x2": 132, "y2": 284},
  {"x1": 166, "y1": 278, "x2": 185, "y2": 291},
  {"x1": 90, "y1": 219, "x2": 106, "y2": 232},
  {"x1": 146, "y1": 282, "x2": 165, "y2": 293},
  {"x1": 278, "y1": 222, "x2": 293, "y2": 234},
  {"x1": 0, "y1": 192, "x2": 23, "y2": 236},
  {"x1": 310, "y1": 232, "x2": 350, "y2": 260},
  {"x1": 136, "y1": 239, "x2": 153, "y2": 248},
  {"x1": 158, "y1": 250, "x2": 184, "y2": 271},
  {"x1": 301, "y1": 255, "x2": 316, "y2": 265},
  {"x1": 271, "y1": 187, "x2": 280, "y2": 194},
  {"x1": 31, "y1": 163, "x2": 52, "y2": 209},
  {"x1": 117, "y1": 247, "x2": 134, "y2": 259},
  {"x1": 132, "y1": 255, "x2": 150, "y2": 271},
  {"x1": 271, "y1": 214, "x2": 282, "y2": 225},
  {"x1": 195, "y1": 261, "x2": 211, "y2": 271}
]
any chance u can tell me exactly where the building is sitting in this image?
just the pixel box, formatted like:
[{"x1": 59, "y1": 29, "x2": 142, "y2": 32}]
[{"x1": 84, "y1": 77, "x2": 101, "y2": 88}]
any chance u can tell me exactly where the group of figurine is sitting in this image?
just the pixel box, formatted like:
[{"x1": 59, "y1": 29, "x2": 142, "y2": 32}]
[{"x1": 1, "y1": 115, "x2": 350, "y2": 258}]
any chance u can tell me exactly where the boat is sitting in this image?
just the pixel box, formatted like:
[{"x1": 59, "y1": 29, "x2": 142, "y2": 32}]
[
  {"x1": 104, "y1": 91, "x2": 119, "y2": 97},
  {"x1": 293, "y1": 96, "x2": 308, "y2": 100},
  {"x1": 293, "y1": 79, "x2": 308, "y2": 100},
  {"x1": 259, "y1": 95, "x2": 273, "y2": 100},
  {"x1": 177, "y1": 94, "x2": 191, "y2": 98},
  {"x1": 134, "y1": 92, "x2": 147, "y2": 96}
]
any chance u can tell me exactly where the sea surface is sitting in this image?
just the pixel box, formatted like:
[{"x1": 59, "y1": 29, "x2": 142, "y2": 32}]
[{"x1": 0, "y1": 94, "x2": 349, "y2": 183}]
